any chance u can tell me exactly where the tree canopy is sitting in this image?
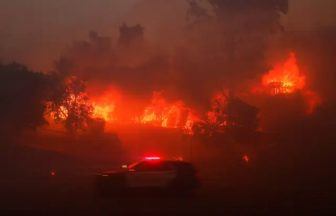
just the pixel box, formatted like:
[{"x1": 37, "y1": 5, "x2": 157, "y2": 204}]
[{"x1": 0, "y1": 63, "x2": 51, "y2": 135}]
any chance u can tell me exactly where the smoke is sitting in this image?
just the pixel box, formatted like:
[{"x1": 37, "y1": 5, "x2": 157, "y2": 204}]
[
  {"x1": 1, "y1": 1, "x2": 336, "y2": 201},
  {"x1": 50, "y1": 0, "x2": 333, "y2": 137},
  {"x1": 0, "y1": 0, "x2": 140, "y2": 71},
  {"x1": 3, "y1": 0, "x2": 335, "y2": 135},
  {"x1": 53, "y1": 1, "x2": 291, "y2": 115}
]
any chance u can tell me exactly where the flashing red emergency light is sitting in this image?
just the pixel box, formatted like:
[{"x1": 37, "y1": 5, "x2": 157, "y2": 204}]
[
  {"x1": 144, "y1": 156, "x2": 161, "y2": 160},
  {"x1": 242, "y1": 154, "x2": 250, "y2": 163}
]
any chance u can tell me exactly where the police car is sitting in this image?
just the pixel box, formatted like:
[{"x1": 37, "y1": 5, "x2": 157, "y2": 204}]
[{"x1": 95, "y1": 157, "x2": 200, "y2": 196}]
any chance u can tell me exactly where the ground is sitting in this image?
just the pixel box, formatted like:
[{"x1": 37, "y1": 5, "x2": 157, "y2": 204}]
[
  {"x1": 0, "y1": 143, "x2": 335, "y2": 215},
  {"x1": 0, "y1": 173, "x2": 334, "y2": 215}
]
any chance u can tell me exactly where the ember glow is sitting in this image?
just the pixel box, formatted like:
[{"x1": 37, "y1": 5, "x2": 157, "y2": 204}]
[
  {"x1": 304, "y1": 90, "x2": 322, "y2": 114},
  {"x1": 57, "y1": 106, "x2": 69, "y2": 120}
]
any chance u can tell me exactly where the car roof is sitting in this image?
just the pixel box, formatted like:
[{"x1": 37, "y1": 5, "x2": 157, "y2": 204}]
[
  {"x1": 142, "y1": 159, "x2": 192, "y2": 164},
  {"x1": 129, "y1": 159, "x2": 193, "y2": 167}
]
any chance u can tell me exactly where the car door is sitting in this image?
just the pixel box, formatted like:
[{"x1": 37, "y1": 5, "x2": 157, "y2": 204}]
[{"x1": 126, "y1": 161, "x2": 176, "y2": 188}]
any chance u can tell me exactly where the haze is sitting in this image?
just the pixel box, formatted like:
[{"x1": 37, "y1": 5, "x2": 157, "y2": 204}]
[{"x1": 0, "y1": 0, "x2": 335, "y2": 71}]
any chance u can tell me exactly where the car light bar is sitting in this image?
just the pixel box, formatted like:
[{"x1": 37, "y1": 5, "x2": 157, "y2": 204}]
[{"x1": 144, "y1": 156, "x2": 161, "y2": 160}]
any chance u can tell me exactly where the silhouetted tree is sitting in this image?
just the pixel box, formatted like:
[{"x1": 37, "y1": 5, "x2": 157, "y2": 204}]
[
  {"x1": 208, "y1": 0, "x2": 288, "y2": 31},
  {"x1": 210, "y1": 0, "x2": 288, "y2": 51},
  {"x1": 187, "y1": 0, "x2": 210, "y2": 23},
  {"x1": 226, "y1": 97, "x2": 259, "y2": 132},
  {"x1": 193, "y1": 92, "x2": 259, "y2": 136},
  {"x1": 0, "y1": 63, "x2": 53, "y2": 137},
  {"x1": 118, "y1": 23, "x2": 144, "y2": 46},
  {"x1": 187, "y1": 0, "x2": 289, "y2": 80}
]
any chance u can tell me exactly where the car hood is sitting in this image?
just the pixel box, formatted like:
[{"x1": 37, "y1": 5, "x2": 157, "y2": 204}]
[{"x1": 98, "y1": 169, "x2": 127, "y2": 176}]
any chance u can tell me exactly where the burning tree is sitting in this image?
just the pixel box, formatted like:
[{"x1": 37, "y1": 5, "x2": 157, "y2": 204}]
[
  {"x1": 48, "y1": 76, "x2": 94, "y2": 133},
  {"x1": 262, "y1": 52, "x2": 305, "y2": 95},
  {"x1": 193, "y1": 92, "x2": 259, "y2": 137},
  {"x1": 256, "y1": 52, "x2": 321, "y2": 115},
  {"x1": 0, "y1": 63, "x2": 104, "y2": 137}
]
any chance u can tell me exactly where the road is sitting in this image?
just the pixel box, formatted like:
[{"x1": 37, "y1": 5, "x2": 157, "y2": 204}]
[{"x1": 1, "y1": 174, "x2": 334, "y2": 215}]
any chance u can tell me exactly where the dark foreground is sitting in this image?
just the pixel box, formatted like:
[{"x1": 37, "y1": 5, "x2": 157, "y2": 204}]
[
  {"x1": 0, "y1": 174, "x2": 335, "y2": 216},
  {"x1": 0, "y1": 143, "x2": 335, "y2": 215}
]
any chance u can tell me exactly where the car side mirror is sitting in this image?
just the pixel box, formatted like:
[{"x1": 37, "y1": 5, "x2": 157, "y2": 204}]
[{"x1": 122, "y1": 164, "x2": 128, "y2": 169}]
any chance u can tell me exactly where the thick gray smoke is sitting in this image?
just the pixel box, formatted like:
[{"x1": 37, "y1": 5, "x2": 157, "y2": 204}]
[{"x1": 54, "y1": 0, "x2": 289, "y2": 113}]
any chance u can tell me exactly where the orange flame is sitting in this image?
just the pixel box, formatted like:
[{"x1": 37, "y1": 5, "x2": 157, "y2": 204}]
[
  {"x1": 139, "y1": 92, "x2": 197, "y2": 133},
  {"x1": 258, "y1": 52, "x2": 321, "y2": 113},
  {"x1": 92, "y1": 103, "x2": 115, "y2": 121},
  {"x1": 207, "y1": 92, "x2": 228, "y2": 126},
  {"x1": 262, "y1": 52, "x2": 305, "y2": 95}
]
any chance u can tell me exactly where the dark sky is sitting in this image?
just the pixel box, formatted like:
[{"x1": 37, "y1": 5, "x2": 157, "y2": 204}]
[{"x1": 0, "y1": 0, "x2": 335, "y2": 71}]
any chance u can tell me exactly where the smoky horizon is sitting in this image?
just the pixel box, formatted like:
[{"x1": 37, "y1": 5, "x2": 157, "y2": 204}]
[{"x1": 0, "y1": 1, "x2": 335, "y2": 215}]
